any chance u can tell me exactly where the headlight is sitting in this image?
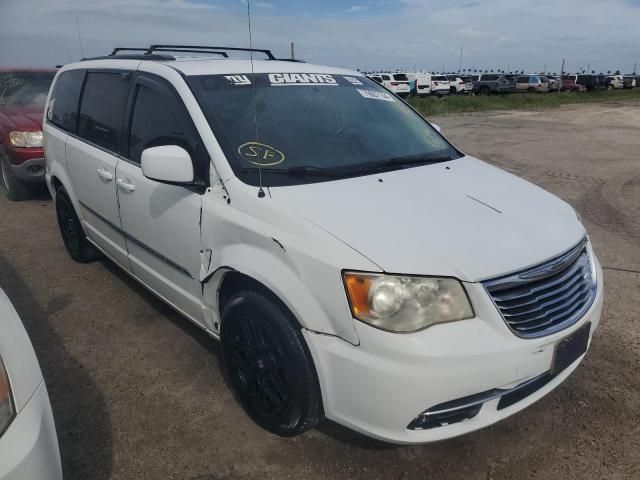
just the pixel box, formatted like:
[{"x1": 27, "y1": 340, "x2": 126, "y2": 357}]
[
  {"x1": 9, "y1": 130, "x2": 43, "y2": 148},
  {"x1": 0, "y1": 356, "x2": 15, "y2": 437},
  {"x1": 343, "y1": 272, "x2": 474, "y2": 332}
]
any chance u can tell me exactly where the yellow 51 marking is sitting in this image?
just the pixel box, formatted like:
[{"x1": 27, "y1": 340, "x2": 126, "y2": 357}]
[{"x1": 238, "y1": 142, "x2": 286, "y2": 166}]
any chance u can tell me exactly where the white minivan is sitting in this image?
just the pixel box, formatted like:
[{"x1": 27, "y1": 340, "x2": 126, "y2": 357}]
[{"x1": 44, "y1": 45, "x2": 603, "y2": 444}]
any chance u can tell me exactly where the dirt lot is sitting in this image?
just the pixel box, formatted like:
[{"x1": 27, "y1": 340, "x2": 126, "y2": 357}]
[{"x1": 1, "y1": 102, "x2": 639, "y2": 480}]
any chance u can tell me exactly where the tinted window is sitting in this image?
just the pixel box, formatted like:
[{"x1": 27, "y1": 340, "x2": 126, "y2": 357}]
[
  {"x1": 483, "y1": 75, "x2": 499, "y2": 81},
  {"x1": 128, "y1": 81, "x2": 208, "y2": 180},
  {"x1": 392, "y1": 74, "x2": 408, "y2": 81},
  {"x1": 78, "y1": 71, "x2": 130, "y2": 152},
  {"x1": 432, "y1": 76, "x2": 447, "y2": 81},
  {"x1": 381, "y1": 75, "x2": 391, "y2": 81},
  {"x1": 517, "y1": 76, "x2": 528, "y2": 83},
  {"x1": 1, "y1": 71, "x2": 55, "y2": 108},
  {"x1": 47, "y1": 70, "x2": 84, "y2": 133}
]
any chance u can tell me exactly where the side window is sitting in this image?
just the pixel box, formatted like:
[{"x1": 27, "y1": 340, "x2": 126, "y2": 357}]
[
  {"x1": 381, "y1": 75, "x2": 391, "y2": 81},
  {"x1": 128, "y1": 81, "x2": 208, "y2": 180},
  {"x1": 529, "y1": 76, "x2": 538, "y2": 83},
  {"x1": 517, "y1": 76, "x2": 528, "y2": 83},
  {"x1": 78, "y1": 71, "x2": 130, "y2": 152},
  {"x1": 47, "y1": 70, "x2": 84, "y2": 133}
]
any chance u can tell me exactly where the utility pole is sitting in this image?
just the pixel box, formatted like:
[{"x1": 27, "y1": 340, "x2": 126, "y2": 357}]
[
  {"x1": 290, "y1": 42, "x2": 295, "y2": 61},
  {"x1": 560, "y1": 58, "x2": 565, "y2": 81},
  {"x1": 458, "y1": 47, "x2": 463, "y2": 73}
]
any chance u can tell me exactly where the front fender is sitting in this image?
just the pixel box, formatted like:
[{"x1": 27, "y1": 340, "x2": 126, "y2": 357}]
[
  {"x1": 202, "y1": 241, "x2": 360, "y2": 346},
  {"x1": 199, "y1": 189, "x2": 378, "y2": 346}
]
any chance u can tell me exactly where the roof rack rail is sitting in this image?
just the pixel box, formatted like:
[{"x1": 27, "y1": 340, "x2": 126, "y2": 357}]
[
  {"x1": 146, "y1": 44, "x2": 275, "y2": 60},
  {"x1": 145, "y1": 47, "x2": 228, "y2": 58}
]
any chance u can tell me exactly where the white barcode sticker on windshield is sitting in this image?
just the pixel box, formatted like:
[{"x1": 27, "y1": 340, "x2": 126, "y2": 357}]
[{"x1": 356, "y1": 89, "x2": 395, "y2": 102}]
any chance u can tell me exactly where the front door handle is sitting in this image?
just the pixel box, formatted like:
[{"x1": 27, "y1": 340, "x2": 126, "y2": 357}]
[
  {"x1": 97, "y1": 167, "x2": 113, "y2": 182},
  {"x1": 116, "y1": 178, "x2": 135, "y2": 192}
]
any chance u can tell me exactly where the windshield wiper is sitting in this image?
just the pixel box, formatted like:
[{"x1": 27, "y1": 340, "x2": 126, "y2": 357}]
[
  {"x1": 241, "y1": 166, "x2": 348, "y2": 178},
  {"x1": 340, "y1": 155, "x2": 453, "y2": 176}
]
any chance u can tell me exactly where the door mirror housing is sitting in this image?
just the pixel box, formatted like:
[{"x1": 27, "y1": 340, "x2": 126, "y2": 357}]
[
  {"x1": 430, "y1": 122, "x2": 441, "y2": 133},
  {"x1": 141, "y1": 145, "x2": 195, "y2": 185}
]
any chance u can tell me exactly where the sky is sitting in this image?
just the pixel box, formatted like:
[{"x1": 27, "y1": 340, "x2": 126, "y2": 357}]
[{"x1": 0, "y1": 0, "x2": 639, "y2": 74}]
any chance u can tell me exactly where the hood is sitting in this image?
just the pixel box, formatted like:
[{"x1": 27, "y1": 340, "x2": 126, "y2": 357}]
[
  {"x1": 269, "y1": 156, "x2": 585, "y2": 282},
  {"x1": 0, "y1": 105, "x2": 44, "y2": 131}
]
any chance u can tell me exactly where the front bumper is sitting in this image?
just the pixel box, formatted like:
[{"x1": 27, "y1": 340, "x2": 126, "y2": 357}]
[
  {"x1": 0, "y1": 381, "x2": 62, "y2": 480},
  {"x1": 9, "y1": 158, "x2": 46, "y2": 183},
  {"x1": 305, "y1": 257, "x2": 603, "y2": 444}
]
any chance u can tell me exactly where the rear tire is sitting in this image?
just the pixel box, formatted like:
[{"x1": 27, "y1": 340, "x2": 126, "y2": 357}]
[
  {"x1": 221, "y1": 289, "x2": 323, "y2": 437},
  {"x1": 527, "y1": 87, "x2": 536, "y2": 93},
  {"x1": 0, "y1": 156, "x2": 31, "y2": 201},
  {"x1": 55, "y1": 188, "x2": 101, "y2": 263},
  {"x1": 479, "y1": 86, "x2": 490, "y2": 95}
]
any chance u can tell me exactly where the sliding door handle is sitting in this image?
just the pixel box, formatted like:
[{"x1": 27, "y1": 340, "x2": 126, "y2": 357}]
[{"x1": 116, "y1": 177, "x2": 135, "y2": 192}]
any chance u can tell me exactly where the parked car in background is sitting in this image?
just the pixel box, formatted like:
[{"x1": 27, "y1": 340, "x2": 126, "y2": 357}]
[
  {"x1": 561, "y1": 75, "x2": 587, "y2": 92},
  {"x1": 472, "y1": 74, "x2": 515, "y2": 95},
  {"x1": 547, "y1": 75, "x2": 562, "y2": 92},
  {"x1": 515, "y1": 75, "x2": 549, "y2": 93},
  {"x1": 606, "y1": 75, "x2": 624, "y2": 89},
  {"x1": 622, "y1": 76, "x2": 636, "y2": 88},
  {"x1": 0, "y1": 288, "x2": 62, "y2": 480},
  {"x1": 367, "y1": 74, "x2": 383, "y2": 84},
  {"x1": 447, "y1": 75, "x2": 473, "y2": 95},
  {"x1": 406, "y1": 72, "x2": 431, "y2": 97},
  {"x1": 377, "y1": 73, "x2": 411, "y2": 96},
  {"x1": 44, "y1": 46, "x2": 604, "y2": 444},
  {"x1": 574, "y1": 75, "x2": 602, "y2": 91},
  {"x1": 0, "y1": 68, "x2": 56, "y2": 200},
  {"x1": 430, "y1": 75, "x2": 451, "y2": 96}
]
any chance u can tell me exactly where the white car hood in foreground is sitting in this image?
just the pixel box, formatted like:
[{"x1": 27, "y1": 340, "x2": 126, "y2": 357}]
[{"x1": 269, "y1": 156, "x2": 585, "y2": 282}]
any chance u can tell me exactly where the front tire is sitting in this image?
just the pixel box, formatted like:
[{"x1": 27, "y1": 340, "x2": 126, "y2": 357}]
[
  {"x1": 221, "y1": 290, "x2": 323, "y2": 437},
  {"x1": 55, "y1": 188, "x2": 101, "y2": 263},
  {"x1": 0, "y1": 156, "x2": 31, "y2": 201}
]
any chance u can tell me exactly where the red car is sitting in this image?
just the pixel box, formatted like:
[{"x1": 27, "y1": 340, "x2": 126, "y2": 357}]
[
  {"x1": 561, "y1": 75, "x2": 587, "y2": 92},
  {"x1": 0, "y1": 68, "x2": 56, "y2": 200}
]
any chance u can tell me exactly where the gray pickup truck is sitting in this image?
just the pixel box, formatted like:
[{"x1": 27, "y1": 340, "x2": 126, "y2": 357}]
[{"x1": 472, "y1": 74, "x2": 516, "y2": 95}]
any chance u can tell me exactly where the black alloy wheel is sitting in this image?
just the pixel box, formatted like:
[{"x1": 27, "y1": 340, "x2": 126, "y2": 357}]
[
  {"x1": 55, "y1": 188, "x2": 101, "y2": 263},
  {"x1": 221, "y1": 289, "x2": 322, "y2": 437}
]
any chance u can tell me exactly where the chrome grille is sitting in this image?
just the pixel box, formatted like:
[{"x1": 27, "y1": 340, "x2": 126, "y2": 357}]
[{"x1": 483, "y1": 239, "x2": 597, "y2": 338}]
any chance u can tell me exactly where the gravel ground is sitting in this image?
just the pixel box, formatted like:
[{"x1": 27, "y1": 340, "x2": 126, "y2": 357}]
[{"x1": 0, "y1": 102, "x2": 639, "y2": 480}]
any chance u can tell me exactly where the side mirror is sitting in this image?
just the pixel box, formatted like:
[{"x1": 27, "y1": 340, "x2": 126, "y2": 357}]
[
  {"x1": 430, "y1": 122, "x2": 441, "y2": 133},
  {"x1": 141, "y1": 145, "x2": 194, "y2": 185}
]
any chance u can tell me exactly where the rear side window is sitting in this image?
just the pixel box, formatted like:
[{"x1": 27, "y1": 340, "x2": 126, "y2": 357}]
[
  {"x1": 47, "y1": 70, "x2": 84, "y2": 133},
  {"x1": 432, "y1": 76, "x2": 447, "y2": 81},
  {"x1": 517, "y1": 76, "x2": 528, "y2": 83},
  {"x1": 78, "y1": 71, "x2": 130, "y2": 152},
  {"x1": 381, "y1": 75, "x2": 391, "y2": 81},
  {"x1": 128, "y1": 81, "x2": 208, "y2": 181}
]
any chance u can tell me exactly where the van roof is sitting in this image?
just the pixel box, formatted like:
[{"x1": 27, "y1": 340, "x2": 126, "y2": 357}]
[{"x1": 60, "y1": 57, "x2": 361, "y2": 78}]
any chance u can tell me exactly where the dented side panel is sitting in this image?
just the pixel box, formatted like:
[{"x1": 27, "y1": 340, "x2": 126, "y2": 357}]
[{"x1": 199, "y1": 177, "x2": 380, "y2": 345}]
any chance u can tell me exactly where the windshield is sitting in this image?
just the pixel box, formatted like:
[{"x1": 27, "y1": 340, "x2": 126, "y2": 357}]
[
  {"x1": 0, "y1": 71, "x2": 55, "y2": 107},
  {"x1": 188, "y1": 73, "x2": 461, "y2": 187}
]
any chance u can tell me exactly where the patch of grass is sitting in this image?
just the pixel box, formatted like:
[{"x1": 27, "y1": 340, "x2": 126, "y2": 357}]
[{"x1": 407, "y1": 88, "x2": 640, "y2": 116}]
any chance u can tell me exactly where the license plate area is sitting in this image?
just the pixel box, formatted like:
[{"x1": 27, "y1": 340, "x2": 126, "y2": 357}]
[{"x1": 552, "y1": 322, "x2": 591, "y2": 375}]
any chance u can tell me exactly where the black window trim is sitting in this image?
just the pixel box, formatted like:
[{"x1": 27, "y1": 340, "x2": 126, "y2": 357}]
[{"x1": 121, "y1": 71, "x2": 210, "y2": 191}]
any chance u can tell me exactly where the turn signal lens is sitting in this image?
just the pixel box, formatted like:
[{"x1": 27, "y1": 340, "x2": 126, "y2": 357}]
[{"x1": 0, "y1": 356, "x2": 15, "y2": 437}]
